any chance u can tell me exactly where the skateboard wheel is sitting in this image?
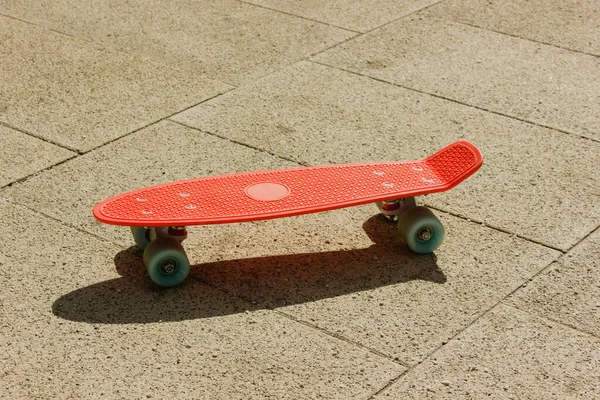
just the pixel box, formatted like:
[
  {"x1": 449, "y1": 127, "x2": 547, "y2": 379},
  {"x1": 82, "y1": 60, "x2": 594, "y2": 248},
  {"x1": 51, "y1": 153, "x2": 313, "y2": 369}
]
[
  {"x1": 397, "y1": 206, "x2": 445, "y2": 254},
  {"x1": 130, "y1": 227, "x2": 151, "y2": 250},
  {"x1": 143, "y1": 238, "x2": 190, "y2": 288}
]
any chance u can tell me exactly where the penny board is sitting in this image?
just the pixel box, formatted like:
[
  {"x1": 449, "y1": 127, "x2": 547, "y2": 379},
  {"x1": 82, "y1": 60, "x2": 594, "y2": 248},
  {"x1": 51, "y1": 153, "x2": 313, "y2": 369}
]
[{"x1": 93, "y1": 141, "x2": 482, "y2": 227}]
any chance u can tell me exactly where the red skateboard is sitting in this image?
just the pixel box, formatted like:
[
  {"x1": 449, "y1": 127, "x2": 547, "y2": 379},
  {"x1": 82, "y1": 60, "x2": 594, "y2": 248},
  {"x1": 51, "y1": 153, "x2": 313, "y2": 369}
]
[{"x1": 94, "y1": 141, "x2": 482, "y2": 287}]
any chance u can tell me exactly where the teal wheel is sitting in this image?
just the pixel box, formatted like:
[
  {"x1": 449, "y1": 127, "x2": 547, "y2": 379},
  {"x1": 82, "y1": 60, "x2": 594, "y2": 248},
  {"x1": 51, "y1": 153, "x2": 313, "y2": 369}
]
[
  {"x1": 130, "y1": 227, "x2": 151, "y2": 250},
  {"x1": 397, "y1": 206, "x2": 445, "y2": 254},
  {"x1": 143, "y1": 238, "x2": 190, "y2": 287}
]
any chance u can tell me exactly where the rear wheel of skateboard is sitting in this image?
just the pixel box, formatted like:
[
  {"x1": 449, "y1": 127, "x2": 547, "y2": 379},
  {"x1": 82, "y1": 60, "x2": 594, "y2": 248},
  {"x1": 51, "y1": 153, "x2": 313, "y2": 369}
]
[
  {"x1": 397, "y1": 206, "x2": 445, "y2": 254},
  {"x1": 143, "y1": 238, "x2": 190, "y2": 287},
  {"x1": 130, "y1": 227, "x2": 151, "y2": 250}
]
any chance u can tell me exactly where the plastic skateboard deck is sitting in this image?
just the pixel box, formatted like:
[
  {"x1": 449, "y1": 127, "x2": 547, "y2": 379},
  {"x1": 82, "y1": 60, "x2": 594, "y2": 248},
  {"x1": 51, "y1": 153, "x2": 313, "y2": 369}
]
[
  {"x1": 93, "y1": 141, "x2": 482, "y2": 287},
  {"x1": 93, "y1": 141, "x2": 482, "y2": 227}
]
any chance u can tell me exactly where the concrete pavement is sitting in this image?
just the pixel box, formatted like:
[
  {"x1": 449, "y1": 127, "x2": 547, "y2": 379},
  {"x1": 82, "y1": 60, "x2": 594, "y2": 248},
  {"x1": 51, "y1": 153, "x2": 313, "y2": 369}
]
[{"x1": 1, "y1": 1, "x2": 598, "y2": 398}]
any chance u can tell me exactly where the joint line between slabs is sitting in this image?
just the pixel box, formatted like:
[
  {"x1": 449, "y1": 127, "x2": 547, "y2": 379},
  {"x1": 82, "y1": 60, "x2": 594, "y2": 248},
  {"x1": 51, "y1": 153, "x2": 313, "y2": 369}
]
[
  {"x1": 1, "y1": 154, "x2": 79, "y2": 190},
  {"x1": 169, "y1": 119, "x2": 306, "y2": 167},
  {"x1": 356, "y1": 0, "x2": 445, "y2": 36},
  {"x1": 506, "y1": 224, "x2": 600, "y2": 340},
  {"x1": 274, "y1": 309, "x2": 411, "y2": 367},
  {"x1": 307, "y1": 0, "x2": 444, "y2": 61},
  {"x1": 0, "y1": 120, "x2": 79, "y2": 153},
  {"x1": 0, "y1": 12, "x2": 97, "y2": 47},
  {"x1": 310, "y1": 60, "x2": 599, "y2": 144},
  {"x1": 366, "y1": 369, "x2": 410, "y2": 400},
  {"x1": 0, "y1": 11, "x2": 240, "y2": 89},
  {"x1": 0, "y1": 88, "x2": 231, "y2": 189},
  {"x1": 236, "y1": 0, "x2": 359, "y2": 34},
  {"x1": 0, "y1": 197, "x2": 120, "y2": 247},
  {"x1": 456, "y1": 20, "x2": 600, "y2": 59},
  {"x1": 373, "y1": 223, "x2": 597, "y2": 397},
  {"x1": 426, "y1": 205, "x2": 566, "y2": 254},
  {"x1": 512, "y1": 308, "x2": 600, "y2": 341},
  {"x1": 74, "y1": 88, "x2": 235, "y2": 156}
]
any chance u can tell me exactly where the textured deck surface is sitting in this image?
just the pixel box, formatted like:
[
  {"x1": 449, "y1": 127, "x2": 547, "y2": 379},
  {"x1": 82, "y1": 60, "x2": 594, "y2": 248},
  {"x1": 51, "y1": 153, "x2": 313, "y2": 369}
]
[{"x1": 94, "y1": 141, "x2": 482, "y2": 226}]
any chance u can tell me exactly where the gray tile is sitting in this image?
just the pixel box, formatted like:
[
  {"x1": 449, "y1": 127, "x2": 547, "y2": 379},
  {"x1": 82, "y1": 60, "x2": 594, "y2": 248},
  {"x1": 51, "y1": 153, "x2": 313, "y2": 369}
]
[
  {"x1": 244, "y1": 0, "x2": 440, "y2": 32},
  {"x1": 313, "y1": 14, "x2": 600, "y2": 141},
  {"x1": 0, "y1": 124, "x2": 75, "y2": 187},
  {"x1": 173, "y1": 61, "x2": 600, "y2": 251},
  {"x1": 0, "y1": 0, "x2": 355, "y2": 85},
  {"x1": 189, "y1": 208, "x2": 560, "y2": 365},
  {"x1": 507, "y1": 228, "x2": 600, "y2": 337},
  {"x1": 374, "y1": 304, "x2": 600, "y2": 399},
  {"x1": 428, "y1": 0, "x2": 600, "y2": 56},
  {"x1": 0, "y1": 199, "x2": 405, "y2": 399}
]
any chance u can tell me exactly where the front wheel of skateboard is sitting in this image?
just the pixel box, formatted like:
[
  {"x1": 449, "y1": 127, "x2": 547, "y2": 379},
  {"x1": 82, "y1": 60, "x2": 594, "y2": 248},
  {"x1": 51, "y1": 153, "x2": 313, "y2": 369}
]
[
  {"x1": 143, "y1": 238, "x2": 190, "y2": 287},
  {"x1": 130, "y1": 227, "x2": 151, "y2": 250},
  {"x1": 397, "y1": 206, "x2": 445, "y2": 254}
]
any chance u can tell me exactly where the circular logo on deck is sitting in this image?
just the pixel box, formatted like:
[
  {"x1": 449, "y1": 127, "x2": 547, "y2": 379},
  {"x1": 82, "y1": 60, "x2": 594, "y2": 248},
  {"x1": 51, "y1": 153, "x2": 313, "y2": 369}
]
[{"x1": 245, "y1": 182, "x2": 290, "y2": 201}]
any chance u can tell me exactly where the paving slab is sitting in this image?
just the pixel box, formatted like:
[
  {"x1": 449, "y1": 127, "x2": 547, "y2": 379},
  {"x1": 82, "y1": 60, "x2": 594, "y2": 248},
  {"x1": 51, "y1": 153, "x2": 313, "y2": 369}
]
[
  {"x1": 0, "y1": 15, "x2": 231, "y2": 153},
  {"x1": 0, "y1": 199, "x2": 405, "y2": 399},
  {"x1": 427, "y1": 0, "x2": 600, "y2": 56},
  {"x1": 172, "y1": 61, "x2": 600, "y2": 251},
  {"x1": 1, "y1": 120, "x2": 298, "y2": 246},
  {"x1": 243, "y1": 0, "x2": 441, "y2": 32},
  {"x1": 373, "y1": 304, "x2": 600, "y2": 399},
  {"x1": 0, "y1": 124, "x2": 75, "y2": 187},
  {"x1": 507, "y1": 228, "x2": 600, "y2": 337},
  {"x1": 0, "y1": 0, "x2": 355, "y2": 85},
  {"x1": 313, "y1": 14, "x2": 600, "y2": 141},
  {"x1": 189, "y1": 208, "x2": 560, "y2": 366}
]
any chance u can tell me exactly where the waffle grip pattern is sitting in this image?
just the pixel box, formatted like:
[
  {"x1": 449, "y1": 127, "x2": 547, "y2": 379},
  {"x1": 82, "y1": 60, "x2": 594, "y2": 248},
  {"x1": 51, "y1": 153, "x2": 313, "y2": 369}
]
[{"x1": 93, "y1": 141, "x2": 482, "y2": 226}]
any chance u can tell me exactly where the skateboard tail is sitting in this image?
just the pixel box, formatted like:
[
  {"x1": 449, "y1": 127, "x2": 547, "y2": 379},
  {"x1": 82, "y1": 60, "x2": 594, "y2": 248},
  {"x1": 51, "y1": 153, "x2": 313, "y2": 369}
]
[{"x1": 422, "y1": 140, "x2": 483, "y2": 192}]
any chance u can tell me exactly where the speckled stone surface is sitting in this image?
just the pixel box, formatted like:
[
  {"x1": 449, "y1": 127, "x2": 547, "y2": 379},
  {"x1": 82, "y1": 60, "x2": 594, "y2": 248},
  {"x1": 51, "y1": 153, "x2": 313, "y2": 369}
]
[
  {"x1": 188, "y1": 209, "x2": 560, "y2": 365},
  {"x1": 428, "y1": 0, "x2": 600, "y2": 56},
  {"x1": 0, "y1": 200, "x2": 404, "y2": 399},
  {"x1": 372, "y1": 305, "x2": 600, "y2": 399},
  {"x1": 244, "y1": 0, "x2": 440, "y2": 32},
  {"x1": 313, "y1": 14, "x2": 600, "y2": 141},
  {"x1": 507, "y1": 228, "x2": 600, "y2": 337},
  {"x1": 0, "y1": 0, "x2": 355, "y2": 85},
  {"x1": 0, "y1": 124, "x2": 75, "y2": 187},
  {"x1": 1, "y1": 2, "x2": 599, "y2": 398},
  {"x1": 0, "y1": 15, "x2": 231, "y2": 152}
]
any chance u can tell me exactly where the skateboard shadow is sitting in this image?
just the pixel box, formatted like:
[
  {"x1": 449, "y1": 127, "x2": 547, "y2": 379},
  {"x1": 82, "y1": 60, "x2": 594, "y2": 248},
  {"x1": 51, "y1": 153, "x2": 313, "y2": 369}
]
[{"x1": 53, "y1": 216, "x2": 446, "y2": 324}]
